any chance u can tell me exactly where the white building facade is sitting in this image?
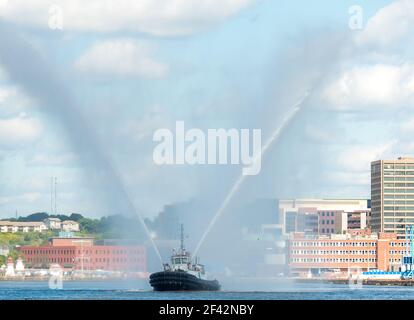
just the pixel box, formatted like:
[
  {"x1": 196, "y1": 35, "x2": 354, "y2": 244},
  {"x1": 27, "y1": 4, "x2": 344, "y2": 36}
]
[{"x1": 0, "y1": 221, "x2": 47, "y2": 233}]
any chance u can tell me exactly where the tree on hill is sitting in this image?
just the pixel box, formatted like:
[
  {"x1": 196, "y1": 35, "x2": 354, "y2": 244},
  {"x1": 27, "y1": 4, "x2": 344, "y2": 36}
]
[
  {"x1": 9, "y1": 212, "x2": 84, "y2": 222},
  {"x1": 18, "y1": 212, "x2": 49, "y2": 222},
  {"x1": 2, "y1": 212, "x2": 148, "y2": 241},
  {"x1": 69, "y1": 213, "x2": 83, "y2": 221},
  {"x1": 50, "y1": 214, "x2": 70, "y2": 221},
  {"x1": 78, "y1": 217, "x2": 101, "y2": 234}
]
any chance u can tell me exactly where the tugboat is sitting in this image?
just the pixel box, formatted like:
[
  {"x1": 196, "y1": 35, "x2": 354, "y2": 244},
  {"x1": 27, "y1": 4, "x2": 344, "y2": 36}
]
[{"x1": 149, "y1": 225, "x2": 220, "y2": 291}]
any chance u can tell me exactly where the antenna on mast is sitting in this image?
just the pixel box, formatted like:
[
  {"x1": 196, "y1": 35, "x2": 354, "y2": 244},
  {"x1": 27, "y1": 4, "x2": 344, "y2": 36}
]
[
  {"x1": 180, "y1": 224, "x2": 185, "y2": 252},
  {"x1": 50, "y1": 177, "x2": 54, "y2": 215},
  {"x1": 54, "y1": 177, "x2": 57, "y2": 215}
]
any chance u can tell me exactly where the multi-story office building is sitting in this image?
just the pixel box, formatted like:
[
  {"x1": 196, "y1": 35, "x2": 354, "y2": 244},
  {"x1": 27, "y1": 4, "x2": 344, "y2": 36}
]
[
  {"x1": 288, "y1": 232, "x2": 406, "y2": 276},
  {"x1": 20, "y1": 236, "x2": 146, "y2": 271},
  {"x1": 371, "y1": 157, "x2": 414, "y2": 237},
  {"x1": 279, "y1": 199, "x2": 371, "y2": 236},
  {"x1": 348, "y1": 211, "x2": 370, "y2": 229}
]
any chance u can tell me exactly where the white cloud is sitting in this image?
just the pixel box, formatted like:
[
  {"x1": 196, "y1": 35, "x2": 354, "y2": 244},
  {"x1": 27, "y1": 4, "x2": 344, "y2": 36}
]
[
  {"x1": 0, "y1": 193, "x2": 43, "y2": 206},
  {"x1": 120, "y1": 105, "x2": 172, "y2": 143},
  {"x1": 0, "y1": 66, "x2": 8, "y2": 81},
  {"x1": 26, "y1": 152, "x2": 78, "y2": 167},
  {"x1": 336, "y1": 142, "x2": 395, "y2": 172},
  {"x1": 304, "y1": 124, "x2": 339, "y2": 144},
  {"x1": 0, "y1": 115, "x2": 42, "y2": 148},
  {"x1": 2, "y1": 0, "x2": 254, "y2": 36},
  {"x1": 324, "y1": 171, "x2": 370, "y2": 187},
  {"x1": 321, "y1": 0, "x2": 414, "y2": 112},
  {"x1": 356, "y1": 0, "x2": 414, "y2": 47},
  {"x1": 401, "y1": 118, "x2": 414, "y2": 134},
  {"x1": 0, "y1": 86, "x2": 32, "y2": 117},
  {"x1": 322, "y1": 64, "x2": 414, "y2": 110},
  {"x1": 75, "y1": 39, "x2": 168, "y2": 78}
]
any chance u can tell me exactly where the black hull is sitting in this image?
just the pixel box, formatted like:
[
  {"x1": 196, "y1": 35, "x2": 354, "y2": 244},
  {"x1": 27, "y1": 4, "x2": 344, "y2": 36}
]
[{"x1": 149, "y1": 271, "x2": 220, "y2": 291}]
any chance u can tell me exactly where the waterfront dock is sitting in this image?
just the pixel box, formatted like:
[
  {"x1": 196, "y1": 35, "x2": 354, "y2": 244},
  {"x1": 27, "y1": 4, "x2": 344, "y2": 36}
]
[{"x1": 294, "y1": 277, "x2": 414, "y2": 286}]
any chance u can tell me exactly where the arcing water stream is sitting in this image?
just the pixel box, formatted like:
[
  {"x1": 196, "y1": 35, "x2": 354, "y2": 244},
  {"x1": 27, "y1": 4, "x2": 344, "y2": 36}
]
[
  {"x1": 192, "y1": 91, "x2": 310, "y2": 259},
  {"x1": 0, "y1": 22, "x2": 163, "y2": 266}
]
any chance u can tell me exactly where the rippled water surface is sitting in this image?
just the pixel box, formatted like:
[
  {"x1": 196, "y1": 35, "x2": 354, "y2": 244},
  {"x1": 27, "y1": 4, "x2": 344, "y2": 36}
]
[{"x1": 0, "y1": 280, "x2": 413, "y2": 300}]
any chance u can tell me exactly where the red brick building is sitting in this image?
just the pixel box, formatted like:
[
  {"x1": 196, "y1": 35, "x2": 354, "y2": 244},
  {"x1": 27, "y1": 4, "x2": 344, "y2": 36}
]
[
  {"x1": 288, "y1": 232, "x2": 407, "y2": 276},
  {"x1": 19, "y1": 237, "x2": 146, "y2": 272}
]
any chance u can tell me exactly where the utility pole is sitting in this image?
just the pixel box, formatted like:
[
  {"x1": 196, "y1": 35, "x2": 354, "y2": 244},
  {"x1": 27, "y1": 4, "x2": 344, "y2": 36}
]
[
  {"x1": 50, "y1": 177, "x2": 54, "y2": 215},
  {"x1": 73, "y1": 239, "x2": 89, "y2": 275},
  {"x1": 180, "y1": 224, "x2": 185, "y2": 252},
  {"x1": 54, "y1": 177, "x2": 57, "y2": 215}
]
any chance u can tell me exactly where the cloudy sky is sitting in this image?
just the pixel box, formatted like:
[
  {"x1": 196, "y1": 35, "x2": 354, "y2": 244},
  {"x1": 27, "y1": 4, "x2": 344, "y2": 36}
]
[{"x1": 0, "y1": 0, "x2": 413, "y2": 219}]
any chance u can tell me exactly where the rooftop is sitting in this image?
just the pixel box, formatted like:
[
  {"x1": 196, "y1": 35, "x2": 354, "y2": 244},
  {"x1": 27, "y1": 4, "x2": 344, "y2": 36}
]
[
  {"x1": 45, "y1": 218, "x2": 61, "y2": 221},
  {"x1": 0, "y1": 221, "x2": 45, "y2": 227},
  {"x1": 61, "y1": 220, "x2": 78, "y2": 224}
]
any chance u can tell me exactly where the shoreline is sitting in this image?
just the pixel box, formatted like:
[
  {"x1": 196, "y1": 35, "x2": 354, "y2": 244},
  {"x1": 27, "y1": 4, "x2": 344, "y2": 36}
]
[
  {"x1": 0, "y1": 276, "x2": 148, "y2": 282},
  {"x1": 3, "y1": 275, "x2": 414, "y2": 286},
  {"x1": 294, "y1": 277, "x2": 414, "y2": 286}
]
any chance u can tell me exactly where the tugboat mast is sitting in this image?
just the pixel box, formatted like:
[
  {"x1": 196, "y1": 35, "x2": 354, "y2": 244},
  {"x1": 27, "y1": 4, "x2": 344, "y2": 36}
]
[{"x1": 180, "y1": 224, "x2": 185, "y2": 252}]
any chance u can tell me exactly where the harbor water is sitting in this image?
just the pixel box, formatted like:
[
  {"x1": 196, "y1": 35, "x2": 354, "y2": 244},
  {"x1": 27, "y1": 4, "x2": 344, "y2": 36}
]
[{"x1": 1, "y1": 280, "x2": 414, "y2": 300}]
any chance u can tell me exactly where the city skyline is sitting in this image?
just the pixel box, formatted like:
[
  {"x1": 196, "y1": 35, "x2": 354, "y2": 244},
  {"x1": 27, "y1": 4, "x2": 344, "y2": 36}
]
[{"x1": 3, "y1": 0, "x2": 414, "y2": 220}]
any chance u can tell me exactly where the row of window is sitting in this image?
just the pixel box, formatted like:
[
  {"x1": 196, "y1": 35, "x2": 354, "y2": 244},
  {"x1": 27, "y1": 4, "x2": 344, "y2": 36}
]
[
  {"x1": 384, "y1": 224, "x2": 411, "y2": 229},
  {"x1": 292, "y1": 257, "x2": 405, "y2": 263},
  {"x1": 291, "y1": 250, "x2": 376, "y2": 255},
  {"x1": 25, "y1": 249, "x2": 75, "y2": 255},
  {"x1": 384, "y1": 171, "x2": 414, "y2": 176},
  {"x1": 384, "y1": 177, "x2": 414, "y2": 182},
  {"x1": 24, "y1": 249, "x2": 144, "y2": 256},
  {"x1": 27, "y1": 257, "x2": 144, "y2": 263},
  {"x1": 0, "y1": 227, "x2": 42, "y2": 232},
  {"x1": 384, "y1": 184, "x2": 414, "y2": 189},
  {"x1": 320, "y1": 229, "x2": 335, "y2": 233},
  {"x1": 28, "y1": 257, "x2": 74, "y2": 263},
  {"x1": 384, "y1": 206, "x2": 414, "y2": 211},
  {"x1": 383, "y1": 164, "x2": 414, "y2": 170},
  {"x1": 384, "y1": 189, "x2": 414, "y2": 194},
  {"x1": 291, "y1": 258, "x2": 377, "y2": 263},
  {"x1": 291, "y1": 242, "x2": 376, "y2": 247},
  {"x1": 390, "y1": 242, "x2": 407, "y2": 246},
  {"x1": 384, "y1": 212, "x2": 414, "y2": 216},
  {"x1": 389, "y1": 250, "x2": 406, "y2": 254},
  {"x1": 319, "y1": 212, "x2": 335, "y2": 216},
  {"x1": 384, "y1": 200, "x2": 414, "y2": 204},
  {"x1": 320, "y1": 220, "x2": 334, "y2": 225},
  {"x1": 384, "y1": 195, "x2": 414, "y2": 199},
  {"x1": 384, "y1": 218, "x2": 414, "y2": 223}
]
